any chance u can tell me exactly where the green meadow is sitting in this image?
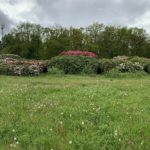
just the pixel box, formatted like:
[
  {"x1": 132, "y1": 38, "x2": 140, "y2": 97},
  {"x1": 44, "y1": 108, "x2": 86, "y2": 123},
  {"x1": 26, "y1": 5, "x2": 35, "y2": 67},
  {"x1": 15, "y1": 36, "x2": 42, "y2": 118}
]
[{"x1": 0, "y1": 74, "x2": 150, "y2": 150}]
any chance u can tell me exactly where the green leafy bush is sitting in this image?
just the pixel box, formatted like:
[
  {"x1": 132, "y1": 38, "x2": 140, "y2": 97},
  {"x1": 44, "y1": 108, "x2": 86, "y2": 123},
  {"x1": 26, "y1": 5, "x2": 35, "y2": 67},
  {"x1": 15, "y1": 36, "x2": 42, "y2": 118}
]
[
  {"x1": 98, "y1": 59, "x2": 116, "y2": 73},
  {"x1": 48, "y1": 56, "x2": 99, "y2": 74}
]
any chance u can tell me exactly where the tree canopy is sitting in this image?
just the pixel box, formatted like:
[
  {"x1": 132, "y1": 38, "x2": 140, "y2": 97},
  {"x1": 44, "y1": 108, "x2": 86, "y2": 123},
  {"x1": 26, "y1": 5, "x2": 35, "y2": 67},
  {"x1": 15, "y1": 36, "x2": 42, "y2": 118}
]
[{"x1": 0, "y1": 22, "x2": 150, "y2": 59}]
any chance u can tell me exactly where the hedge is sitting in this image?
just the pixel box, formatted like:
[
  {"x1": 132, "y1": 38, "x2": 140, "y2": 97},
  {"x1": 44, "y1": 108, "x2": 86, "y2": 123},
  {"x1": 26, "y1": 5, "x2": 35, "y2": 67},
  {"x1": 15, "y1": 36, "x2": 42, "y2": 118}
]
[
  {"x1": 48, "y1": 56, "x2": 150, "y2": 74},
  {"x1": 48, "y1": 56, "x2": 98, "y2": 74}
]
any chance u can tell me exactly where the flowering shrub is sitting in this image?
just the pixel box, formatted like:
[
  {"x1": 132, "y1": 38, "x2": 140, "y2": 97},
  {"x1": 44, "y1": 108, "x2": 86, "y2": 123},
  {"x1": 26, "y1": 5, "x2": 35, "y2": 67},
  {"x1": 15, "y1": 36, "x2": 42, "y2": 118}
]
[
  {"x1": 60, "y1": 50, "x2": 97, "y2": 58},
  {"x1": 0, "y1": 59, "x2": 48, "y2": 76},
  {"x1": 0, "y1": 54, "x2": 21, "y2": 60},
  {"x1": 113, "y1": 56, "x2": 129, "y2": 61},
  {"x1": 117, "y1": 62, "x2": 144, "y2": 72}
]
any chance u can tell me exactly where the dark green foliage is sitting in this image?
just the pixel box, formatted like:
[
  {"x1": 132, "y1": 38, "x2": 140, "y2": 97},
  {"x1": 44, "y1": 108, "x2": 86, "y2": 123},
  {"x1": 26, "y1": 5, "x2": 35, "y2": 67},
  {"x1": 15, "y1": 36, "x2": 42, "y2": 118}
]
[
  {"x1": 144, "y1": 62, "x2": 150, "y2": 74},
  {"x1": 48, "y1": 56, "x2": 98, "y2": 74}
]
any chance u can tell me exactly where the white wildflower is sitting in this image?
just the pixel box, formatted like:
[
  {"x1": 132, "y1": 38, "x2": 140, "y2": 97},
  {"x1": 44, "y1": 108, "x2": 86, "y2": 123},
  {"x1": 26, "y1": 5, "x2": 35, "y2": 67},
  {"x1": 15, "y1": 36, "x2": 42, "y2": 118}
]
[
  {"x1": 14, "y1": 137, "x2": 17, "y2": 141},
  {"x1": 16, "y1": 141, "x2": 19, "y2": 145},
  {"x1": 114, "y1": 130, "x2": 118, "y2": 136}
]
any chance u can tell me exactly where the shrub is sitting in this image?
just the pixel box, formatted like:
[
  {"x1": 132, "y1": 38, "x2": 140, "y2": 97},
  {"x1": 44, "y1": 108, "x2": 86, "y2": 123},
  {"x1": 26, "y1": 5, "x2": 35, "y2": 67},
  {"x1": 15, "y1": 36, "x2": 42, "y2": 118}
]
[
  {"x1": 0, "y1": 63, "x2": 14, "y2": 75},
  {"x1": 113, "y1": 56, "x2": 129, "y2": 61},
  {"x1": 98, "y1": 59, "x2": 116, "y2": 73},
  {"x1": 0, "y1": 54, "x2": 21, "y2": 60},
  {"x1": 117, "y1": 61, "x2": 144, "y2": 73},
  {"x1": 144, "y1": 62, "x2": 150, "y2": 74},
  {"x1": 0, "y1": 60, "x2": 48, "y2": 76},
  {"x1": 48, "y1": 56, "x2": 98, "y2": 74},
  {"x1": 0, "y1": 63, "x2": 41, "y2": 76},
  {"x1": 60, "y1": 50, "x2": 97, "y2": 58},
  {"x1": 129, "y1": 56, "x2": 150, "y2": 73}
]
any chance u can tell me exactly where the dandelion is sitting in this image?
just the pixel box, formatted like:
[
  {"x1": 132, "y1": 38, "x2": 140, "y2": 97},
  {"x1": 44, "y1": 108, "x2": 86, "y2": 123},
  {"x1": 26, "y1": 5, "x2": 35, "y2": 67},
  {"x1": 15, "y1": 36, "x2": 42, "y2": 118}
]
[
  {"x1": 69, "y1": 140, "x2": 72, "y2": 144},
  {"x1": 12, "y1": 129, "x2": 15, "y2": 132}
]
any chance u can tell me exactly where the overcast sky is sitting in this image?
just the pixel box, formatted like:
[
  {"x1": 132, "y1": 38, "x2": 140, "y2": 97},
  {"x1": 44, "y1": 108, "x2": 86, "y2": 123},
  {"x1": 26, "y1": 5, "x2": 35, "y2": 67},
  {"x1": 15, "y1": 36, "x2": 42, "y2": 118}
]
[{"x1": 0, "y1": 0, "x2": 150, "y2": 34}]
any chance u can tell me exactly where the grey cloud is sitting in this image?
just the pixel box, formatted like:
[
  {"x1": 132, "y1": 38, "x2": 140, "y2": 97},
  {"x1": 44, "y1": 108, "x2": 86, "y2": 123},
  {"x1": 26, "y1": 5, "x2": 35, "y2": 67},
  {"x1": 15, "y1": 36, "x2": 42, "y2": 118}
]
[
  {"x1": 31, "y1": 0, "x2": 150, "y2": 27},
  {"x1": 0, "y1": 9, "x2": 14, "y2": 34},
  {"x1": 1, "y1": 0, "x2": 150, "y2": 31}
]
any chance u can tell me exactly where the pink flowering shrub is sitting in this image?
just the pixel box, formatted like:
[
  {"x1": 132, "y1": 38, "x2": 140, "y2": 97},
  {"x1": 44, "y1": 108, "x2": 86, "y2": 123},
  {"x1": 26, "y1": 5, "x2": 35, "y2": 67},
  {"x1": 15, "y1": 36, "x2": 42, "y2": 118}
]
[
  {"x1": 60, "y1": 50, "x2": 97, "y2": 58},
  {"x1": 0, "y1": 58, "x2": 48, "y2": 76}
]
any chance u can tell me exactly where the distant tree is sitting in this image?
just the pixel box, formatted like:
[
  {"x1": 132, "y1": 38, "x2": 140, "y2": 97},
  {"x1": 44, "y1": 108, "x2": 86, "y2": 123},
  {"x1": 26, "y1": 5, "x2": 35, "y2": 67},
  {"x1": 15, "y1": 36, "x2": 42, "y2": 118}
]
[{"x1": 1, "y1": 22, "x2": 150, "y2": 59}]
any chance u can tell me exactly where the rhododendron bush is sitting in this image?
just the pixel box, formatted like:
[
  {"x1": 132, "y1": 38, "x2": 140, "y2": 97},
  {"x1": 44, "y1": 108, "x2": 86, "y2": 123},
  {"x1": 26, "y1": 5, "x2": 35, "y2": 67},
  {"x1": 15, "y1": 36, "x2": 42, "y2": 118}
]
[
  {"x1": 0, "y1": 55, "x2": 48, "y2": 76},
  {"x1": 60, "y1": 50, "x2": 97, "y2": 58}
]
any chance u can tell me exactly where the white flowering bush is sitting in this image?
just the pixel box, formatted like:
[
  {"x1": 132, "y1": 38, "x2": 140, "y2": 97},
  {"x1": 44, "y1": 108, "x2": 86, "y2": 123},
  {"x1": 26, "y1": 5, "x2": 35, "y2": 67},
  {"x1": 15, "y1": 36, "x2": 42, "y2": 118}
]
[{"x1": 117, "y1": 61, "x2": 144, "y2": 72}]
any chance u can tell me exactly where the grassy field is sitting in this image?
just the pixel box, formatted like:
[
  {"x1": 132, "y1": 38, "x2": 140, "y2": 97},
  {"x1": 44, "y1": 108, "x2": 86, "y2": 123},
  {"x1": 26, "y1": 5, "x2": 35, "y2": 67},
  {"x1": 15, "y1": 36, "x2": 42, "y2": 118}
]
[{"x1": 0, "y1": 74, "x2": 150, "y2": 150}]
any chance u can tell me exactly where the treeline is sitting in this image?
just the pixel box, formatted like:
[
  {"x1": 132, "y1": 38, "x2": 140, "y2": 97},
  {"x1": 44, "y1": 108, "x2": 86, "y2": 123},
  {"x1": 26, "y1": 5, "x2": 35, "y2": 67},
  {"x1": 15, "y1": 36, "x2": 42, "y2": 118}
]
[{"x1": 0, "y1": 22, "x2": 150, "y2": 59}]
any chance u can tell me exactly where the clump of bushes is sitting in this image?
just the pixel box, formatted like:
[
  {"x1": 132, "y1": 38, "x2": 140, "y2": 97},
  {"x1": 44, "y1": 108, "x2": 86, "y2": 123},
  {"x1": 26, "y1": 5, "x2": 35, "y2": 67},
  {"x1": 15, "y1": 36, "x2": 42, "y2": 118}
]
[
  {"x1": 60, "y1": 50, "x2": 97, "y2": 58},
  {"x1": 98, "y1": 56, "x2": 150, "y2": 74},
  {"x1": 0, "y1": 54, "x2": 22, "y2": 60},
  {"x1": 48, "y1": 56, "x2": 98, "y2": 74},
  {"x1": 0, "y1": 55, "x2": 48, "y2": 76},
  {"x1": 0, "y1": 63, "x2": 46, "y2": 76},
  {"x1": 48, "y1": 55, "x2": 150, "y2": 75}
]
